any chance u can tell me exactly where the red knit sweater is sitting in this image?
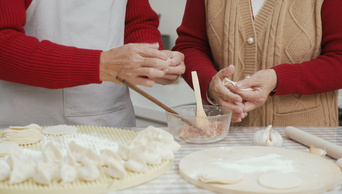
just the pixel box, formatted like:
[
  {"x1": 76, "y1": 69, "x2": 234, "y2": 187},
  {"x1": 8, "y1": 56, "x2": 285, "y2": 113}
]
[
  {"x1": 0, "y1": 0, "x2": 162, "y2": 89},
  {"x1": 173, "y1": 0, "x2": 342, "y2": 101}
]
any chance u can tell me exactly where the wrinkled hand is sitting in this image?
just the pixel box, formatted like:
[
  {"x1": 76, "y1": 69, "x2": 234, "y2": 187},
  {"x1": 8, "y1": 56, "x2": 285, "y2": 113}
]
[
  {"x1": 153, "y1": 50, "x2": 185, "y2": 85},
  {"x1": 229, "y1": 69, "x2": 278, "y2": 113},
  {"x1": 99, "y1": 43, "x2": 170, "y2": 87},
  {"x1": 208, "y1": 65, "x2": 246, "y2": 122}
]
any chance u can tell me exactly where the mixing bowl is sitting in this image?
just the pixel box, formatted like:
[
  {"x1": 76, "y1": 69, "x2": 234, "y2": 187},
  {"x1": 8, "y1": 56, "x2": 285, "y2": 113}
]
[{"x1": 166, "y1": 105, "x2": 232, "y2": 143}]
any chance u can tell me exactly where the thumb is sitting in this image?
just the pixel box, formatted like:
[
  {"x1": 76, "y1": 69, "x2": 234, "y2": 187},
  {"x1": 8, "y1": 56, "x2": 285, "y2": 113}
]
[{"x1": 219, "y1": 65, "x2": 235, "y2": 79}]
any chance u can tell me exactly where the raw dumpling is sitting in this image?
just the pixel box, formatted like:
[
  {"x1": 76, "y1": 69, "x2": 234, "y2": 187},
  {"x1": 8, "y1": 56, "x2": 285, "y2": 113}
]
[
  {"x1": 125, "y1": 151, "x2": 148, "y2": 173},
  {"x1": 79, "y1": 159, "x2": 100, "y2": 181},
  {"x1": 59, "y1": 162, "x2": 78, "y2": 185},
  {"x1": 150, "y1": 141, "x2": 174, "y2": 160},
  {"x1": 9, "y1": 159, "x2": 34, "y2": 184},
  {"x1": 39, "y1": 142, "x2": 63, "y2": 163},
  {"x1": 118, "y1": 144, "x2": 131, "y2": 161},
  {"x1": 33, "y1": 161, "x2": 55, "y2": 185},
  {"x1": 107, "y1": 159, "x2": 126, "y2": 179},
  {"x1": 80, "y1": 148, "x2": 103, "y2": 167},
  {"x1": 100, "y1": 149, "x2": 121, "y2": 166},
  {"x1": 136, "y1": 146, "x2": 162, "y2": 165},
  {"x1": 69, "y1": 141, "x2": 88, "y2": 162},
  {"x1": 0, "y1": 158, "x2": 11, "y2": 181},
  {"x1": 65, "y1": 150, "x2": 78, "y2": 167}
]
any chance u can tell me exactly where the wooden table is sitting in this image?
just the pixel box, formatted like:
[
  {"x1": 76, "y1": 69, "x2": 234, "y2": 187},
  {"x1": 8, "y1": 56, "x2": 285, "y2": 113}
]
[{"x1": 114, "y1": 127, "x2": 342, "y2": 194}]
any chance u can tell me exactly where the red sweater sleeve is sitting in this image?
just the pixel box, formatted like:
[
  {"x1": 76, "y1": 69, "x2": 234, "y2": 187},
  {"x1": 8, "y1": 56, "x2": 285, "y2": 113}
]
[
  {"x1": 172, "y1": 0, "x2": 217, "y2": 103},
  {"x1": 0, "y1": 0, "x2": 102, "y2": 89},
  {"x1": 273, "y1": 0, "x2": 342, "y2": 95},
  {"x1": 124, "y1": 0, "x2": 163, "y2": 49}
]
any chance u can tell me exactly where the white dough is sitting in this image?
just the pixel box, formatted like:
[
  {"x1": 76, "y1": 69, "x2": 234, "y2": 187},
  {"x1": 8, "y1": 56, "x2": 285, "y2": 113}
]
[
  {"x1": 80, "y1": 148, "x2": 103, "y2": 167},
  {"x1": 100, "y1": 149, "x2": 121, "y2": 166},
  {"x1": 9, "y1": 159, "x2": 34, "y2": 184},
  {"x1": 125, "y1": 151, "x2": 148, "y2": 173},
  {"x1": 59, "y1": 162, "x2": 78, "y2": 185},
  {"x1": 107, "y1": 159, "x2": 126, "y2": 179},
  {"x1": 258, "y1": 173, "x2": 303, "y2": 190},
  {"x1": 0, "y1": 158, "x2": 11, "y2": 181},
  {"x1": 39, "y1": 142, "x2": 63, "y2": 163},
  {"x1": 33, "y1": 161, "x2": 55, "y2": 185},
  {"x1": 42, "y1": 125, "x2": 78, "y2": 135},
  {"x1": 199, "y1": 166, "x2": 243, "y2": 184},
  {"x1": 79, "y1": 159, "x2": 100, "y2": 181},
  {"x1": 69, "y1": 141, "x2": 88, "y2": 162}
]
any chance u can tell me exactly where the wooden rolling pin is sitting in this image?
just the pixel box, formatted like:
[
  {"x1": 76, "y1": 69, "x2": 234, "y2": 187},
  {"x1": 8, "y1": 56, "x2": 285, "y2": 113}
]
[{"x1": 285, "y1": 126, "x2": 342, "y2": 160}]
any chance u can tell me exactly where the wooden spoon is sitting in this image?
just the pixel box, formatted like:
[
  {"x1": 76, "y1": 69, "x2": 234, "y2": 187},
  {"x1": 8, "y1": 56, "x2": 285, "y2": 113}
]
[{"x1": 191, "y1": 71, "x2": 209, "y2": 127}]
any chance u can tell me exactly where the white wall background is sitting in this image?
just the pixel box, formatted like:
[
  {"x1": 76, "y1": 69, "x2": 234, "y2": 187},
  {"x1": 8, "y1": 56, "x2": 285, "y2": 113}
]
[{"x1": 149, "y1": 0, "x2": 187, "y2": 49}]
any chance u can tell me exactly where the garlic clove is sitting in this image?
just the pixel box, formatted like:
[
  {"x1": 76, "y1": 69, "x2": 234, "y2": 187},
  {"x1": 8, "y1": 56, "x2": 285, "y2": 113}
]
[
  {"x1": 252, "y1": 125, "x2": 283, "y2": 147},
  {"x1": 309, "y1": 145, "x2": 327, "y2": 157}
]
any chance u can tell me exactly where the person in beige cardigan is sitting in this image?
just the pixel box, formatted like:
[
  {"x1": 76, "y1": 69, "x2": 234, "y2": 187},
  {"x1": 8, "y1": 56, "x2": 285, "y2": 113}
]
[{"x1": 174, "y1": 0, "x2": 342, "y2": 126}]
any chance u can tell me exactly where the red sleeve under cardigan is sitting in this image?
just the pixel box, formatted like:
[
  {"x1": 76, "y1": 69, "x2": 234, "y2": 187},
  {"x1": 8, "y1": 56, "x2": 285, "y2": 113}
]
[
  {"x1": 173, "y1": 0, "x2": 342, "y2": 103},
  {"x1": 0, "y1": 0, "x2": 162, "y2": 89}
]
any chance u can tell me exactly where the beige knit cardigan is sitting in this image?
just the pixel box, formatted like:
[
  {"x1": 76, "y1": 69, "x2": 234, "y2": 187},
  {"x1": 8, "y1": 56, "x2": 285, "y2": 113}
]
[{"x1": 204, "y1": 0, "x2": 338, "y2": 126}]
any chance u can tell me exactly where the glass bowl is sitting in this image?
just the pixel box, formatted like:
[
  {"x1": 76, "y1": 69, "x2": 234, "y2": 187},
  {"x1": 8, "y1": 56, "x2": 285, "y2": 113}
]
[{"x1": 166, "y1": 105, "x2": 232, "y2": 143}]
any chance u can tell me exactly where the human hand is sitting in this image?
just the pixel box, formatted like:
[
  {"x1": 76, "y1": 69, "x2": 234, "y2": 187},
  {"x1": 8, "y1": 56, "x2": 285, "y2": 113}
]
[
  {"x1": 208, "y1": 65, "x2": 246, "y2": 122},
  {"x1": 99, "y1": 43, "x2": 170, "y2": 87},
  {"x1": 229, "y1": 69, "x2": 278, "y2": 113},
  {"x1": 153, "y1": 50, "x2": 185, "y2": 85}
]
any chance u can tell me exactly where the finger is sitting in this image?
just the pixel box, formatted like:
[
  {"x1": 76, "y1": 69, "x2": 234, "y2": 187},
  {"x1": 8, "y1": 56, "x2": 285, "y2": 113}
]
[
  {"x1": 219, "y1": 100, "x2": 243, "y2": 113},
  {"x1": 242, "y1": 101, "x2": 257, "y2": 112},
  {"x1": 164, "y1": 63, "x2": 185, "y2": 75},
  {"x1": 220, "y1": 85, "x2": 243, "y2": 103},
  {"x1": 130, "y1": 76, "x2": 155, "y2": 87},
  {"x1": 217, "y1": 65, "x2": 235, "y2": 79},
  {"x1": 167, "y1": 52, "x2": 184, "y2": 66},
  {"x1": 137, "y1": 67, "x2": 166, "y2": 79},
  {"x1": 138, "y1": 44, "x2": 168, "y2": 60},
  {"x1": 142, "y1": 58, "x2": 170, "y2": 70}
]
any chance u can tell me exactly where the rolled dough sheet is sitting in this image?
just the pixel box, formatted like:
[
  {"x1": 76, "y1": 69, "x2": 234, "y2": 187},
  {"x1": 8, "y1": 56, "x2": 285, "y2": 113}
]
[
  {"x1": 179, "y1": 146, "x2": 341, "y2": 194},
  {"x1": 258, "y1": 173, "x2": 303, "y2": 190}
]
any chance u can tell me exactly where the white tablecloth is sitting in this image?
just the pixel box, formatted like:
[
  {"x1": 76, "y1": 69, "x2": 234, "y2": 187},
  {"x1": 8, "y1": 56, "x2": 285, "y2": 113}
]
[{"x1": 113, "y1": 127, "x2": 342, "y2": 194}]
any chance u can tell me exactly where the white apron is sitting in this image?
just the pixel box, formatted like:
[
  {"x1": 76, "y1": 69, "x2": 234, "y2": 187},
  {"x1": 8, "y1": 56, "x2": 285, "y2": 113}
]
[{"x1": 0, "y1": 0, "x2": 136, "y2": 128}]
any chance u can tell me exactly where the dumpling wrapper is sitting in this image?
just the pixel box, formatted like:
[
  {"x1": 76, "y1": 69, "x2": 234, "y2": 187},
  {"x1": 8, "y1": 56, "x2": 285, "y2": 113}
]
[
  {"x1": 258, "y1": 173, "x2": 303, "y2": 190},
  {"x1": 42, "y1": 125, "x2": 78, "y2": 135},
  {"x1": 199, "y1": 167, "x2": 243, "y2": 184}
]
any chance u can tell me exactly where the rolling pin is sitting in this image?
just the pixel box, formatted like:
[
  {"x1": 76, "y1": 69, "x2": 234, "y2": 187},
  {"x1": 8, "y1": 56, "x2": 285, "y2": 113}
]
[{"x1": 285, "y1": 126, "x2": 342, "y2": 160}]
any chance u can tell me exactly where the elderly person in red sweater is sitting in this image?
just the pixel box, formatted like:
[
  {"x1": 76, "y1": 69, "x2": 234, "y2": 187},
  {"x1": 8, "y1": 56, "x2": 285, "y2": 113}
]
[
  {"x1": 0, "y1": 0, "x2": 185, "y2": 128},
  {"x1": 173, "y1": 0, "x2": 342, "y2": 126}
]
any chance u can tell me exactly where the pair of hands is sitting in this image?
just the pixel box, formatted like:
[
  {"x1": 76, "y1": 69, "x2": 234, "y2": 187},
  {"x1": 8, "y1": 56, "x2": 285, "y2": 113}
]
[
  {"x1": 99, "y1": 43, "x2": 185, "y2": 86},
  {"x1": 208, "y1": 65, "x2": 278, "y2": 122}
]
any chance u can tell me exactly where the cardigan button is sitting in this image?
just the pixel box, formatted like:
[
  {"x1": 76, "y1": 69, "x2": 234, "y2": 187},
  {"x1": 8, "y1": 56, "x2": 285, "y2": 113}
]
[{"x1": 247, "y1": 37, "x2": 254, "y2": 44}]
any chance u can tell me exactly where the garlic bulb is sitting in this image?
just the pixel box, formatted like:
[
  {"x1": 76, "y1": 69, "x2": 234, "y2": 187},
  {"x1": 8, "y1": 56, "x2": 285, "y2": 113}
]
[
  {"x1": 336, "y1": 158, "x2": 342, "y2": 170},
  {"x1": 309, "y1": 145, "x2": 327, "y2": 157},
  {"x1": 252, "y1": 125, "x2": 283, "y2": 147}
]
